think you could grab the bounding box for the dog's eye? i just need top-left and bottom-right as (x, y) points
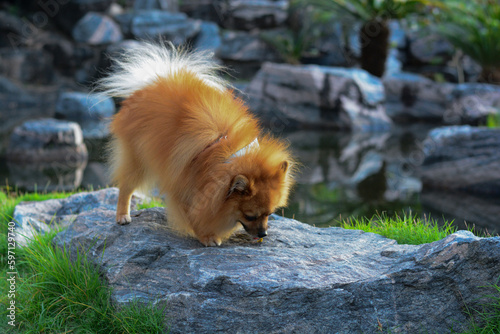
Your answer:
(244, 214), (257, 221)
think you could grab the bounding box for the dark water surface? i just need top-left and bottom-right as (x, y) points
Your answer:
(1, 124), (499, 235)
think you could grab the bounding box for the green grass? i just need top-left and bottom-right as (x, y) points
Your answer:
(339, 211), (457, 245)
(0, 188), (167, 333)
(434, 0), (500, 69)
(137, 197), (164, 210)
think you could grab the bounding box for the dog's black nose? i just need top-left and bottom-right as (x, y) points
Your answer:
(258, 230), (268, 238)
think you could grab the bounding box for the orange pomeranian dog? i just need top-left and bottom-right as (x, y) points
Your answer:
(98, 42), (294, 246)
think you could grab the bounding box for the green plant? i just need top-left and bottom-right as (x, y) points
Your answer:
(434, 0), (500, 84)
(302, 0), (431, 77)
(261, 2), (324, 64)
(485, 112), (500, 128)
(340, 211), (456, 245)
(260, 29), (311, 65)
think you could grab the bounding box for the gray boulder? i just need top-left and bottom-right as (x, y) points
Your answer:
(72, 12), (123, 45)
(446, 83), (500, 124)
(217, 30), (281, 63)
(420, 125), (500, 196)
(245, 62), (391, 131)
(5, 116), (88, 192)
(55, 91), (115, 139)
(6, 118), (88, 164)
(383, 72), (454, 121)
(130, 10), (201, 45)
(408, 32), (454, 64)
(384, 73), (500, 124)
(225, 0), (289, 30)
(12, 187), (499, 333)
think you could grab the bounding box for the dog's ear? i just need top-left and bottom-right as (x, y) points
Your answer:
(280, 161), (289, 173)
(227, 175), (249, 197)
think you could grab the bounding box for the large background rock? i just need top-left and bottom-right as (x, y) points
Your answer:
(246, 63), (391, 131)
(224, 0), (289, 30)
(420, 126), (500, 196)
(11, 188), (499, 333)
(446, 83), (500, 124)
(384, 73), (500, 124)
(6, 118), (88, 163)
(383, 72), (454, 121)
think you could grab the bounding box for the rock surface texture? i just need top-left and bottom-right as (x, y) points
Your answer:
(246, 63), (391, 131)
(420, 126), (500, 196)
(12, 188), (500, 333)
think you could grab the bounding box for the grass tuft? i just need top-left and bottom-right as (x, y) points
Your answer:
(340, 211), (457, 245)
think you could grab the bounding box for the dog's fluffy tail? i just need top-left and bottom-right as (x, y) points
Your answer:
(97, 41), (228, 98)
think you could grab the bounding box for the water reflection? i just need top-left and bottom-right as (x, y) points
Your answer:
(7, 160), (87, 192)
(282, 127), (425, 227)
(421, 190), (500, 235)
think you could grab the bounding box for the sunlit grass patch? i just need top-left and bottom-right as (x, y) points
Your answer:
(340, 211), (457, 245)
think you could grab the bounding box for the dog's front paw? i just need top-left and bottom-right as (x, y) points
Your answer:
(116, 214), (131, 225)
(199, 235), (222, 247)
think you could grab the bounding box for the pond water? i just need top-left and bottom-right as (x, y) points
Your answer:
(1, 124), (499, 235)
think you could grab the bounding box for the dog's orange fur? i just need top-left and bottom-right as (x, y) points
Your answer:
(109, 66), (294, 246)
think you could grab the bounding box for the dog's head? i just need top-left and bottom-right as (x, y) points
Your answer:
(227, 160), (292, 239)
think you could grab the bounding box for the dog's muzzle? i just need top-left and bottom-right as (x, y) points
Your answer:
(239, 221), (268, 238)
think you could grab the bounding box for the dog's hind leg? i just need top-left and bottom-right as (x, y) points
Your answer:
(116, 181), (138, 225)
(110, 140), (145, 225)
